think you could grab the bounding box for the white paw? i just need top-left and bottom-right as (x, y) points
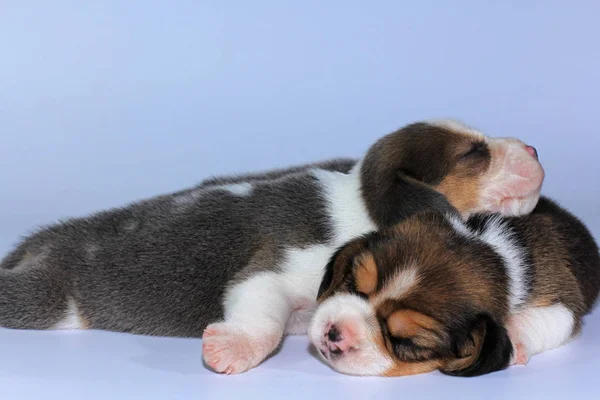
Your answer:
(510, 342), (530, 366)
(202, 322), (280, 374)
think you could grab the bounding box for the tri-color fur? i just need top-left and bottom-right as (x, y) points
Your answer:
(0, 120), (544, 374)
(310, 197), (600, 377)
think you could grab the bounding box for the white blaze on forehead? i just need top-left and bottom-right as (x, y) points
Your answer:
(371, 265), (420, 306)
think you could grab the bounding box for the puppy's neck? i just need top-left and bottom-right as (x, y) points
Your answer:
(458, 215), (530, 313)
(312, 158), (377, 247)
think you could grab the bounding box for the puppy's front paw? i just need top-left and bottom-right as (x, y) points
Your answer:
(510, 342), (530, 366)
(202, 322), (280, 374)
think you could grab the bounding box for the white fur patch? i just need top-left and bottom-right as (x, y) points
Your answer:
(477, 216), (528, 312)
(445, 214), (529, 311)
(14, 247), (49, 272)
(508, 304), (575, 358)
(173, 182), (253, 208)
(312, 159), (377, 246)
(52, 298), (83, 330)
(124, 221), (138, 231)
(308, 294), (393, 376)
(223, 244), (333, 335)
(85, 243), (100, 258)
(371, 266), (420, 306)
(446, 214), (475, 238)
(280, 245), (333, 334)
(221, 162), (378, 337)
(220, 182), (253, 197)
(172, 190), (203, 205)
(476, 137), (544, 217)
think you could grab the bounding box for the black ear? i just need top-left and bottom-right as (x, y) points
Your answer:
(363, 169), (458, 228)
(393, 172), (459, 223)
(316, 233), (375, 302)
(441, 314), (513, 377)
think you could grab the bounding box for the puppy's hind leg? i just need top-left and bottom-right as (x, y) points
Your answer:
(0, 265), (78, 331)
(507, 303), (577, 366)
(202, 273), (293, 375)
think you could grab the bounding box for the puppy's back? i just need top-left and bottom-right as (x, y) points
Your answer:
(526, 197), (600, 312)
(466, 196), (600, 318)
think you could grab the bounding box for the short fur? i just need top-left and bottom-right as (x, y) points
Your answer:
(0, 119), (544, 374)
(310, 196), (600, 377)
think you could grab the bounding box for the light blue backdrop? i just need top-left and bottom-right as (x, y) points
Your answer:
(1, 1), (599, 254)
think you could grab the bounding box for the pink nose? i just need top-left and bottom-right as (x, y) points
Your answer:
(325, 324), (356, 354)
(525, 145), (538, 159)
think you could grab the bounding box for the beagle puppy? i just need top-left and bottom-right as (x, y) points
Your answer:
(0, 120), (543, 375)
(310, 197), (600, 377)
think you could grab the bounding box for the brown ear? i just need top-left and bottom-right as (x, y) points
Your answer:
(359, 123), (463, 227)
(316, 233), (376, 302)
(373, 170), (459, 228)
(441, 314), (513, 377)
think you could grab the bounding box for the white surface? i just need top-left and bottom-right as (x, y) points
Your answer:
(0, 310), (598, 400)
(2, 2), (600, 398)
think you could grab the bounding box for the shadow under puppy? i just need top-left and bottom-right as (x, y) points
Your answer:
(0, 120), (544, 375)
(310, 197), (600, 377)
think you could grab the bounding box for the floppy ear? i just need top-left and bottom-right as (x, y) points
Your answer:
(359, 125), (464, 227)
(392, 171), (459, 223)
(440, 314), (513, 377)
(316, 234), (375, 302)
(362, 168), (458, 228)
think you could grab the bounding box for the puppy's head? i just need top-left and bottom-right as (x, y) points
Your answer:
(309, 212), (513, 377)
(361, 120), (544, 225)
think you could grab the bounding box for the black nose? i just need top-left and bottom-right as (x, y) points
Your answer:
(327, 325), (342, 342)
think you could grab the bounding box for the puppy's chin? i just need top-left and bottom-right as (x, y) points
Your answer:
(464, 190), (541, 220)
(308, 294), (393, 376)
(498, 189), (541, 217)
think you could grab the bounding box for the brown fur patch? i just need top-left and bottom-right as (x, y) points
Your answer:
(385, 214), (504, 314)
(387, 309), (440, 338)
(78, 313), (91, 330)
(317, 238), (370, 302)
(383, 359), (441, 377)
(516, 214), (586, 318)
(435, 173), (483, 217)
(354, 253), (378, 295)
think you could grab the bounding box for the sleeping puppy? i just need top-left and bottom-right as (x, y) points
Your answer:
(0, 120), (544, 375)
(310, 196), (600, 377)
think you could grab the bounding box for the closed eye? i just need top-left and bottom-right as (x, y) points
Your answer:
(461, 142), (487, 159)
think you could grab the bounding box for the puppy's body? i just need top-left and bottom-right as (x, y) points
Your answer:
(0, 120), (544, 374)
(0, 158), (367, 336)
(467, 198), (600, 367)
(310, 197), (600, 377)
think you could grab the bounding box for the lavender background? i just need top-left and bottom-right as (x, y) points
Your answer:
(0, 2), (598, 399)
